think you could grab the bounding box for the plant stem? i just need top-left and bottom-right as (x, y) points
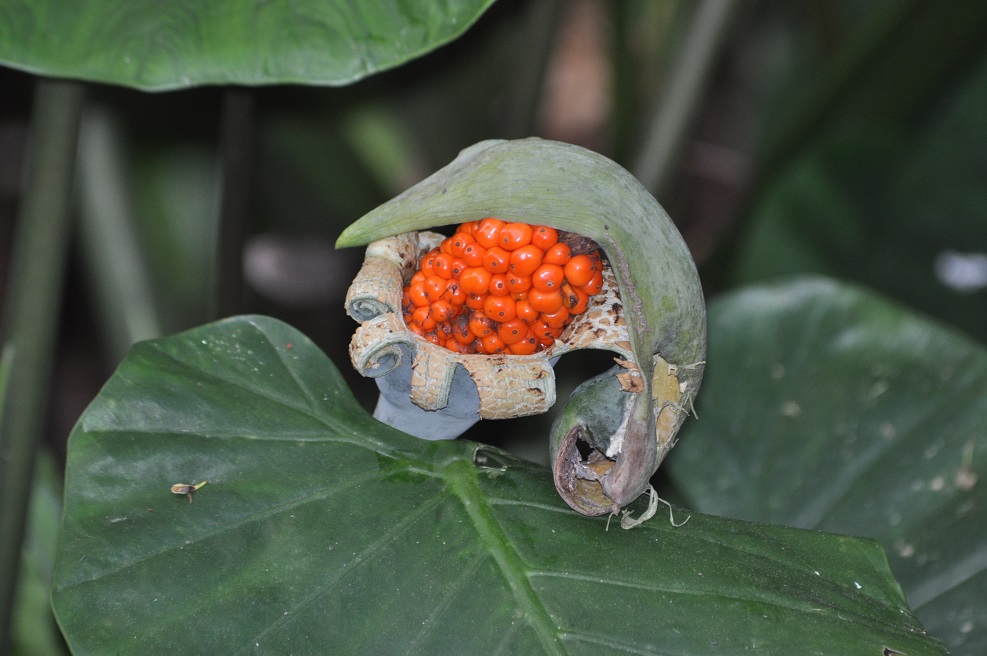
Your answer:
(631, 0), (744, 202)
(214, 87), (254, 319)
(77, 106), (163, 362)
(501, 0), (565, 139)
(0, 78), (83, 653)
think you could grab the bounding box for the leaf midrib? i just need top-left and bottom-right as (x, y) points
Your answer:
(443, 458), (566, 656)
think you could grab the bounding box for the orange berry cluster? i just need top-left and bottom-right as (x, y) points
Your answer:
(402, 218), (604, 355)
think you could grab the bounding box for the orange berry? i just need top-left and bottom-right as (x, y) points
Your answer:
(480, 333), (506, 354)
(579, 269), (604, 296)
(407, 282), (430, 308)
(419, 250), (437, 277)
(429, 300), (455, 323)
(462, 242), (487, 267)
(452, 314), (474, 345)
(459, 267), (491, 295)
(474, 217), (505, 248)
(450, 232), (475, 258)
(422, 330), (443, 346)
(439, 238), (454, 255)
(531, 226), (558, 250)
(498, 222), (533, 250)
(436, 321), (454, 340)
(563, 254), (595, 287)
(450, 258), (467, 279)
(465, 292), (485, 310)
(409, 271), (426, 286)
(508, 244), (543, 277)
(482, 246), (510, 274)
(458, 221), (479, 236)
(561, 283), (590, 315)
(542, 242), (572, 265)
(507, 273), (532, 295)
(446, 340), (473, 354)
(497, 318), (528, 345)
(488, 273), (510, 296)
(432, 253), (455, 279)
(529, 321), (556, 341)
(527, 288), (564, 314)
(531, 264), (564, 292)
(540, 306), (570, 329)
(412, 306), (436, 331)
(441, 281), (466, 306)
(515, 298), (539, 323)
(469, 313), (495, 338)
(508, 334), (539, 355)
(483, 295), (517, 322)
(424, 275), (448, 303)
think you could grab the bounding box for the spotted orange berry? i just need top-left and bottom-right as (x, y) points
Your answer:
(474, 218), (505, 248)
(515, 298), (539, 323)
(579, 270), (603, 296)
(483, 295), (516, 322)
(498, 222), (533, 250)
(542, 242), (572, 266)
(507, 334), (539, 355)
(561, 283), (590, 315)
(531, 226), (558, 250)
(527, 288), (564, 314)
(507, 273), (532, 295)
(469, 313), (495, 338)
(431, 253), (455, 279)
(563, 254), (595, 287)
(482, 247), (510, 274)
(424, 275), (447, 303)
(407, 282), (429, 308)
(508, 244), (543, 277)
(459, 267), (491, 295)
(480, 333), (506, 354)
(462, 242), (487, 267)
(540, 306), (570, 329)
(497, 318), (528, 345)
(531, 264), (564, 292)
(412, 306), (436, 331)
(488, 273), (510, 296)
(449, 232), (475, 258)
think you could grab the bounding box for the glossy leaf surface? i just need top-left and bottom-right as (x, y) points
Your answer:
(52, 315), (943, 654)
(668, 278), (987, 655)
(0, 1), (494, 90)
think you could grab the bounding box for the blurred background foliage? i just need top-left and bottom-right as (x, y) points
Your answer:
(1, 0), (986, 653)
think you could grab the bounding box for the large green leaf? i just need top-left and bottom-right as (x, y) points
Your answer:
(52, 315), (945, 654)
(0, 1), (494, 90)
(667, 277), (987, 655)
(732, 47), (987, 341)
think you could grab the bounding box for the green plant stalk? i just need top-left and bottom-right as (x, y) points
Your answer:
(631, 0), (744, 200)
(77, 106), (163, 362)
(0, 78), (83, 652)
(213, 87), (254, 320)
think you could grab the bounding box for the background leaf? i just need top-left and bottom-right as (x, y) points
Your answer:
(0, 0), (495, 90)
(730, 50), (987, 341)
(667, 277), (987, 655)
(52, 315), (945, 655)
